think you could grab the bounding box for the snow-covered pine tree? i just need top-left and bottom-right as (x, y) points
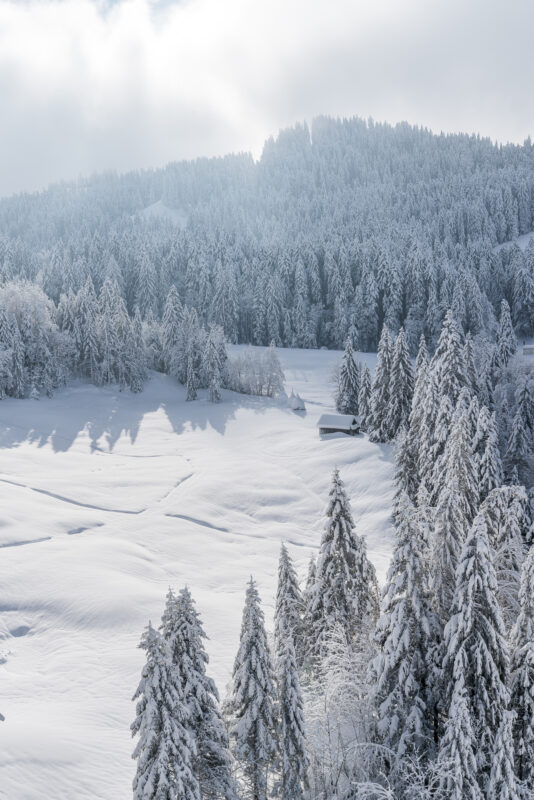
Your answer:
(476, 407), (503, 501)
(186, 354), (198, 401)
(277, 626), (308, 800)
(429, 309), (466, 408)
(496, 299), (517, 370)
(371, 492), (437, 761)
(357, 362), (372, 431)
(136, 249), (159, 319)
(510, 547), (534, 793)
(274, 543), (304, 662)
(505, 378), (534, 485)
(487, 710), (520, 800)
(393, 426), (418, 515)
(463, 331), (478, 395)
(10, 320), (25, 398)
(160, 588), (236, 800)
(263, 341), (284, 398)
(436, 653), (483, 800)
(308, 469), (379, 663)
(202, 327), (223, 403)
(228, 579), (278, 800)
(126, 308), (148, 392)
(441, 513), (510, 791)
(162, 285), (183, 370)
(335, 338), (360, 416)
(402, 334), (429, 497)
(131, 622), (199, 800)
(387, 327), (414, 438)
(432, 409), (479, 622)
(369, 325), (393, 442)
(301, 554), (317, 670)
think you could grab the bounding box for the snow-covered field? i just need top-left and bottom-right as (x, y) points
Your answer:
(0, 347), (394, 800)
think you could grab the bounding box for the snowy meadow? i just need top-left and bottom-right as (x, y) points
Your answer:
(0, 346), (394, 800)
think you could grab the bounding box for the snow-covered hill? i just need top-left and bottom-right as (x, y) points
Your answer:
(0, 347), (394, 800)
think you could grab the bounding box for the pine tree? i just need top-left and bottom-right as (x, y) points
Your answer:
(186, 354), (198, 401)
(274, 543), (303, 662)
(387, 327), (414, 438)
(160, 589), (236, 800)
(357, 362), (372, 431)
(463, 331), (478, 395)
(402, 334), (429, 496)
(131, 622), (199, 800)
(301, 554), (317, 669)
(496, 299), (517, 369)
(136, 250), (159, 319)
(372, 492), (437, 760)
(432, 409), (478, 621)
(228, 579), (278, 800)
(487, 711), (520, 800)
(335, 338), (360, 415)
(308, 469), (379, 662)
(263, 341), (284, 398)
(277, 628), (308, 800)
(162, 285), (183, 370)
(437, 654), (483, 800)
(8, 318), (25, 398)
(202, 327), (223, 403)
(476, 407), (503, 501)
(441, 513), (510, 789)
(510, 547), (534, 793)
(429, 309), (466, 408)
(369, 325), (393, 442)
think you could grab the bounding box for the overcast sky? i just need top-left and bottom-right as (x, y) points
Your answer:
(1, 0), (533, 197)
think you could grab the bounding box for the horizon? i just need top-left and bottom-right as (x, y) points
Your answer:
(1, 0), (534, 197)
(2, 111), (532, 201)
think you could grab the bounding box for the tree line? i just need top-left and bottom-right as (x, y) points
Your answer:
(0, 279), (284, 401)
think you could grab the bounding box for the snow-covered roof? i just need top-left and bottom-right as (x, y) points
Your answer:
(317, 413), (359, 430)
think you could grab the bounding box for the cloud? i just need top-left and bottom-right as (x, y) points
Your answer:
(0, 0), (533, 196)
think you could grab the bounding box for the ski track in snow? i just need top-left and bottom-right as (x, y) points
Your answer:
(0, 346), (395, 800)
(0, 477), (146, 515)
(0, 536), (52, 549)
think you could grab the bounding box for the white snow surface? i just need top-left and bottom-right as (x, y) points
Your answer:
(0, 346), (394, 800)
(494, 229), (534, 252)
(138, 200), (188, 228)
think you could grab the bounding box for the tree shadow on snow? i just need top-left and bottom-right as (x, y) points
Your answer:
(0, 373), (280, 454)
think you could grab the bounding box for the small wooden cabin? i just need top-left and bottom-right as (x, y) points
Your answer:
(317, 413), (360, 436)
(523, 345), (534, 356)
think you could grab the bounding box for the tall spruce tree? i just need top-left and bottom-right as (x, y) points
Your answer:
(369, 325), (394, 442)
(476, 407), (503, 501)
(335, 338), (360, 416)
(160, 588), (236, 800)
(487, 711), (520, 800)
(387, 327), (414, 438)
(510, 547), (534, 793)
(308, 469), (379, 663)
(228, 579), (278, 800)
(496, 299), (517, 370)
(437, 652), (483, 800)
(357, 362), (372, 431)
(274, 543), (304, 661)
(441, 513), (510, 792)
(372, 492), (437, 760)
(131, 622), (199, 800)
(277, 628), (308, 800)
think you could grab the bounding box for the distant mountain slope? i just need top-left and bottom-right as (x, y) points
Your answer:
(0, 116), (533, 350)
